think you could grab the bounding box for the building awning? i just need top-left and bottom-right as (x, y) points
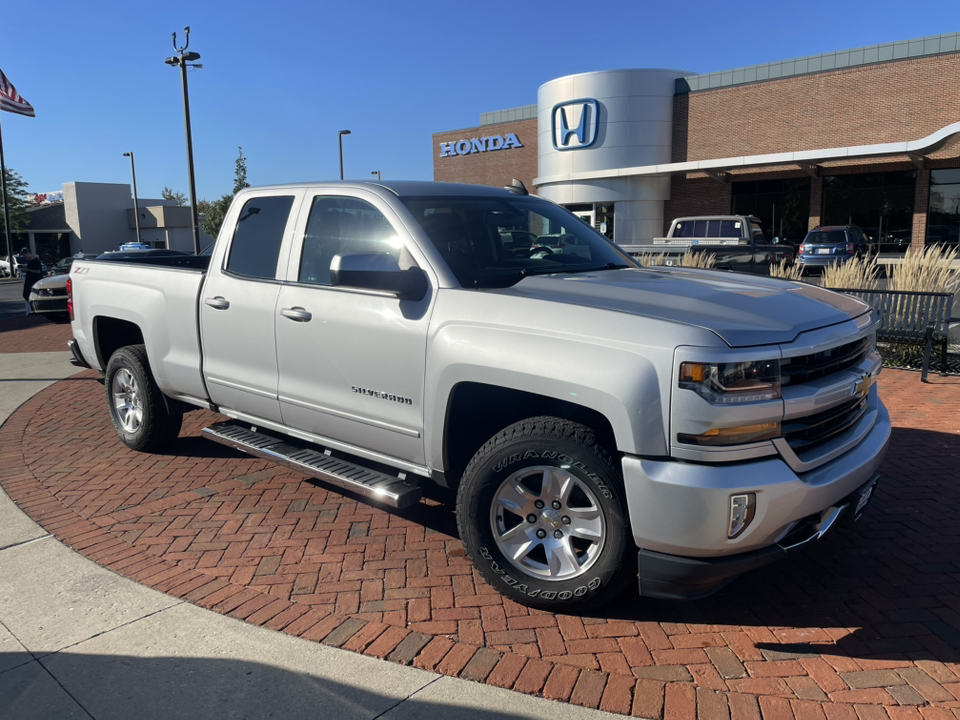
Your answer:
(534, 120), (960, 187)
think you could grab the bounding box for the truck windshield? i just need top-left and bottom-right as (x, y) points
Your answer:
(400, 195), (635, 288)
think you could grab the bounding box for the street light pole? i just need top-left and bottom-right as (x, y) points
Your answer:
(165, 27), (202, 255)
(123, 152), (141, 242)
(371, 170), (381, 181)
(338, 129), (351, 180)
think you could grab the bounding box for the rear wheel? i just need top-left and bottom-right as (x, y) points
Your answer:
(456, 417), (632, 611)
(105, 345), (182, 452)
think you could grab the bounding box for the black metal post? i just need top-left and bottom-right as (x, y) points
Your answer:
(179, 60), (200, 254)
(338, 130), (351, 181)
(167, 28), (202, 255)
(124, 152), (142, 242)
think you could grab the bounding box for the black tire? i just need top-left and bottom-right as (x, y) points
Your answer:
(104, 345), (183, 452)
(456, 416), (632, 611)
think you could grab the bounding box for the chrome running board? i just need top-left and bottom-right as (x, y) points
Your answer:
(202, 421), (423, 509)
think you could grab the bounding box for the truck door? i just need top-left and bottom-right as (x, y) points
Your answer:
(275, 192), (432, 466)
(200, 191), (302, 423)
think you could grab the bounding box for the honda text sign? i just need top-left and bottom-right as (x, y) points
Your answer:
(551, 99), (600, 151)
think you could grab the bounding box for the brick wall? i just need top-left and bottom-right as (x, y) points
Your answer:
(433, 118), (537, 191)
(673, 53), (960, 162)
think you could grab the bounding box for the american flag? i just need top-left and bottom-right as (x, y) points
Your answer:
(0, 69), (35, 117)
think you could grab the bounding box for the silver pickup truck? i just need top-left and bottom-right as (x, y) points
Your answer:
(67, 181), (890, 609)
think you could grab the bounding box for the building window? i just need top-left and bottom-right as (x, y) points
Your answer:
(927, 168), (960, 249)
(731, 178), (810, 247)
(821, 171), (915, 254)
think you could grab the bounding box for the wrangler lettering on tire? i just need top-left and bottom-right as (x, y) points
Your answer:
(456, 416), (631, 611)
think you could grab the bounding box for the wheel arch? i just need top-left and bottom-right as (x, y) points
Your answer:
(93, 316), (145, 370)
(439, 382), (618, 489)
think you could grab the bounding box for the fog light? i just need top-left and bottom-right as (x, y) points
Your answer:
(729, 493), (756, 538)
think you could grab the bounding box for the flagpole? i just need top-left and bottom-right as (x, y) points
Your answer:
(0, 112), (13, 274)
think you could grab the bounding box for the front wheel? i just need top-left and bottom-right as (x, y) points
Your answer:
(456, 417), (632, 611)
(105, 345), (182, 452)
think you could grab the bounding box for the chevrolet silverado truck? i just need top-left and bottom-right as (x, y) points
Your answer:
(67, 181), (889, 609)
(621, 215), (794, 273)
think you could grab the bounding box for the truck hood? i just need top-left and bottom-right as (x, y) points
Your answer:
(498, 267), (867, 347)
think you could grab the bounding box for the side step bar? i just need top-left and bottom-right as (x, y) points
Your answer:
(202, 421), (423, 509)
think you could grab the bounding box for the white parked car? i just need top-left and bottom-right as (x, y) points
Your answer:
(28, 273), (68, 319)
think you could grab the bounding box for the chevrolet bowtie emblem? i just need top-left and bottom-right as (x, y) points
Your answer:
(852, 372), (874, 398)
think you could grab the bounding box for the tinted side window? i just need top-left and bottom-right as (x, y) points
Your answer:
(719, 220), (741, 237)
(225, 196), (295, 279)
(299, 196), (400, 286)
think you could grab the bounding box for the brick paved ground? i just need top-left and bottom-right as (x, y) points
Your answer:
(1, 319), (959, 719)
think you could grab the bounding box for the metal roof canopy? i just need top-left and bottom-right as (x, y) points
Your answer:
(534, 120), (960, 186)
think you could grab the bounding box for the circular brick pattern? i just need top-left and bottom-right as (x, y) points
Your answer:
(2, 341), (959, 718)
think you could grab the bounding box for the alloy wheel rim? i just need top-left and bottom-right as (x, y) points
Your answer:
(490, 465), (606, 581)
(112, 368), (144, 433)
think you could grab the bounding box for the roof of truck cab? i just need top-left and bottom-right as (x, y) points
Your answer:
(236, 181), (537, 199)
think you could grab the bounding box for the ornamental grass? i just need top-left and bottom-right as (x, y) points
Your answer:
(820, 255), (881, 291)
(888, 243), (960, 294)
(633, 251), (717, 269)
(769, 259), (804, 281)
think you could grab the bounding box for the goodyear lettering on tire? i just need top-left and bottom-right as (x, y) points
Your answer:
(479, 547), (601, 600)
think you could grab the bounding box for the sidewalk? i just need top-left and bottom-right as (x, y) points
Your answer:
(1, 316), (959, 720)
(0, 319), (619, 720)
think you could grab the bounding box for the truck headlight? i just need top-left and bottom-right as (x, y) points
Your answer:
(677, 422), (780, 446)
(679, 359), (780, 404)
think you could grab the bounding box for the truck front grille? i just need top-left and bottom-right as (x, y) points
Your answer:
(783, 395), (869, 453)
(781, 337), (870, 385)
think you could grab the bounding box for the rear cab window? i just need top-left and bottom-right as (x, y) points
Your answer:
(224, 195), (297, 280)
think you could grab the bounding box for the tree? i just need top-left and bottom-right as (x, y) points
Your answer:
(161, 187), (188, 206)
(233, 146), (249, 195)
(199, 147), (249, 240)
(1, 167), (30, 259)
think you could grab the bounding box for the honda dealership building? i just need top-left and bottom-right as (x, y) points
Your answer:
(433, 33), (960, 251)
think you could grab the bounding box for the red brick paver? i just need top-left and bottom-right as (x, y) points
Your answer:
(2, 316), (960, 719)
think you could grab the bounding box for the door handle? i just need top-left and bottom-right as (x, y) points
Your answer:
(280, 307), (312, 322)
(205, 296), (230, 310)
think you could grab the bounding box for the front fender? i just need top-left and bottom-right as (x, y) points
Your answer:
(424, 323), (670, 473)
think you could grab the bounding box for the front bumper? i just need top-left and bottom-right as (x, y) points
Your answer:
(622, 394), (890, 599)
(798, 255), (853, 268)
(636, 473), (879, 599)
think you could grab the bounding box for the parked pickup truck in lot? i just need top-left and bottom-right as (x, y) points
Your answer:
(67, 181), (889, 609)
(621, 215), (794, 273)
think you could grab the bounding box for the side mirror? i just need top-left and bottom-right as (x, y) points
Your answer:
(330, 253), (428, 301)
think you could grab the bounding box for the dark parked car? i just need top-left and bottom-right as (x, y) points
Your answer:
(798, 225), (874, 272)
(50, 253), (95, 275)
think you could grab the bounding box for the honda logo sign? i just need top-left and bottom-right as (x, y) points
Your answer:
(551, 99), (600, 151)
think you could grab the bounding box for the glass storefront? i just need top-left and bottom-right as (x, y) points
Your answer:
(563, 203), (614, 240)
(927, 168), (960, 248)
(821, 170), (915, 254)
(731, 178), (810, 247)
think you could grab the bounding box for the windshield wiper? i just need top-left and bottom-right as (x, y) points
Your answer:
(559, 263), (632, 274)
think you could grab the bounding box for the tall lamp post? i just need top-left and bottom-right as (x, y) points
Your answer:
(338, 129), (351, 180)
(122, 152), (142, 242)
(371, 170), (381, 181)
(165, 27), (202, 255)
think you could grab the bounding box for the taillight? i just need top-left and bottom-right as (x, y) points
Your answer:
(846, 243), (854, 254)
(67, 277), (73, 321)
(799, 244), (806, 253)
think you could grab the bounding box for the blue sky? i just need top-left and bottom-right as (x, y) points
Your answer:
(1, 0), (956, 202)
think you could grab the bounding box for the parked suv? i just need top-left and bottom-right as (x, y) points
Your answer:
(798, 225), (874, 272)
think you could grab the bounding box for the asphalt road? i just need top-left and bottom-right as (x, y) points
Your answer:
(0, 279), (31, 322)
